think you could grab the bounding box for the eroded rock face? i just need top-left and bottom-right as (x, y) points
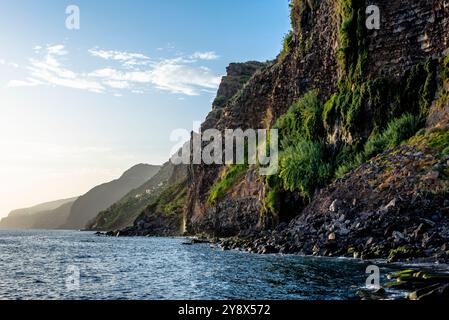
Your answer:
(187, 168), (266, 237)
(249, 138), (449, 261)
(185, 0), (449, 240)
(366, 0), (449, 78)
(185, 0), (341, 237)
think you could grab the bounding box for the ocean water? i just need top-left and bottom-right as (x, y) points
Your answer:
(0, 230), (397, 300)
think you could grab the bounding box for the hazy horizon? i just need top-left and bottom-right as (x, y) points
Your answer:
(0, 0), (290, 218)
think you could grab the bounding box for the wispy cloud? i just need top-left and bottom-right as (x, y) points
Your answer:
(88, 48), (151, 68)
(191, 51), (219, 60)
(148, 59), (220, 95)
(7, 45), (222, 96)
(8, 45), (104, 93)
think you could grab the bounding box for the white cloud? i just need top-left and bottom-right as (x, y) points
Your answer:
(8, 44), (104, 93)
(0, 59), (20, 68)
(47, 45), (67, 56)
(8, 45), (222, 96)
(104, 80), (130, 89)
(89, 48), (150, 62)
(148, 59), (221, 95)
(191, 51), (219, 60)
(89, 48), (151, 68)
(89, 59), (221, 96)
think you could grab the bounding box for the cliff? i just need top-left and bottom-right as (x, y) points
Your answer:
(112, 0), (449, 263)
(182, 0), (449, 262)
(0, 197), (77, 230)
(106, 62), (266, 236)
(63, 164), (160, 229)
(87, 162), (176, 231)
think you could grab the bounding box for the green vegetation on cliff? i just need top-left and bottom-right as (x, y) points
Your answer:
(336, 0), (367, 84)
(261, 0), (439, 218)
(87, 163), (172, 231)
(141, 178), (188, 220)
(208, 164), (248, 204)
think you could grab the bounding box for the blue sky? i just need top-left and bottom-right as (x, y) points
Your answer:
(0, 0), (290, 216)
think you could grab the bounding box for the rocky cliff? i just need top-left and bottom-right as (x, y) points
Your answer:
(114, 0), (449, 264)
(107, 61), (267, 236)
(182, 0), (449, 263)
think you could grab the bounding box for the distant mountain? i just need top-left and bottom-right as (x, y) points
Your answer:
(30, 201), (75, 230)
(62, 164), (161, 230)
(86, 162), (176, 231)
(0, 197), (78, 229)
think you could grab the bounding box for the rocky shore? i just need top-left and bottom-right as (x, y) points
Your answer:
(357, 269), (449, 300)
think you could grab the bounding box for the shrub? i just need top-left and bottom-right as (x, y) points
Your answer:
(427, 130), (449, 153)
(275, 90), (323, 147)
(364, 113), (420, 159)
(280, 31), (294, 61)
(399, 59), (437, 119)
(278, 139), (331, 198)
(336, 0), (367, 82)
(334, 114), (420, 178)
(264, 189), (281, 217)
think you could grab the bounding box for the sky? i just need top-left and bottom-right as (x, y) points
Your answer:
(0, 0), (291, 218)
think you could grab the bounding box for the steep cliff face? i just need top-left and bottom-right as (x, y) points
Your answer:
(63, 164), (160, 229)
(184, 0), (449, 241)
(366, 0), (449, 78)
(114, 164), (189, 237)
(185, 0), (341, 236)
(87, 162), (176, 231)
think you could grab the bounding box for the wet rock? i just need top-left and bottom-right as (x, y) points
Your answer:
(385, 269), (449, 300)
(413, 284), (449, 300)
(329, 200), (340, 213)
(392, 231), (405, 243)
(261, 245), (277, 254)
(357, 288), (388, 300)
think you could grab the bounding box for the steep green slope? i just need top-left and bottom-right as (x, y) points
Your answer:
(87, 162), (175, 231)
(113, 175), (189, 237)
(62, 164), (160, 230)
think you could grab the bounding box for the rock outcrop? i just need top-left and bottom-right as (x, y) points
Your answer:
(108, 1), (449, 268)
(185, 0), (449, 240)
(109, 164), (189, 237)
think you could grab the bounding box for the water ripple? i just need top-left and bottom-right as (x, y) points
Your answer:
(0, 230), (397, 300)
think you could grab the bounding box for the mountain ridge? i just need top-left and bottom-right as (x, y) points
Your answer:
(0, 197), (78, 230)
(62, 163), (161, 229)
(110, 0), (449, 265)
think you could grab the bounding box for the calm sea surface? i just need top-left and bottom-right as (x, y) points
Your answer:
(0, 230), (404, 300)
